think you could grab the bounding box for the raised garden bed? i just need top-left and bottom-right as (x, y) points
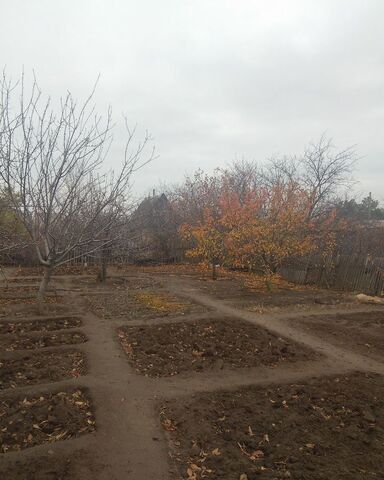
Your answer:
(0, 389), (95, 453)
(0, 350), (86, 389)
(118, 318), (318, 377)
(160, 372), (384, 480)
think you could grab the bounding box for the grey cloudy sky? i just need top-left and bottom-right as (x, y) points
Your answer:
(1, 0), (383, 200)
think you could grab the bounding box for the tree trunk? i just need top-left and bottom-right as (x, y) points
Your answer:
(212, 262), (217, 280)
(38, 265), (52, 301)
(97, 241), (109, 283)
(98, 260), (107, 283)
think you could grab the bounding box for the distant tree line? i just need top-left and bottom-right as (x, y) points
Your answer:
(130, 136), (383, 281)
(1, 70), (382, 293)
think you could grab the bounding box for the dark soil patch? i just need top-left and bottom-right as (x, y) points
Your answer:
(86, 288), (203, 320)
(76, 274), (162, 290)
(0, 350), (86, 389)
(288, 310), (384, 361)
(119, 318), (318, 377)
(0, 296), (62, 306)
(0, 389), (95, 452)
(184, 275), (352, 312)
(2, 277), (41, 284)
(0, 316), (82, 334)
(0, 303), (75, 319)
(160, 372), (384, 480)
(13, 265), (100, 276)
(0, 450), (100, 480)
(0, 285), (41, 294)
(1, 331), (87, 351)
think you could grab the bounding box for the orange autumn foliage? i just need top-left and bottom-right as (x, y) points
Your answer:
(179, 207), (226, 267)
(220, 184), (317, 274)
(181, 182), (334, 276)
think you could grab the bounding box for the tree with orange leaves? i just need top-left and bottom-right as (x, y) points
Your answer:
(179, 207), (226, 279)
(220, 183), (317, 288)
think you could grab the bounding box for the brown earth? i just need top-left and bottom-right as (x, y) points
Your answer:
(86, 285), (205, 320)
(4, 277), (43, 284)
(0, 302), (77, 318)
(0, 316), (82, 334)
(0, 350), (86, 389)
(1, 266), (384, 480)
(0, 389), (95, 453)
(0, 285), (46, 294)
(0, 295), (62, 306)
(185, 275), (354, 313)
(1, 331), (87, 351)
(160, 372), (384, 480)
(0, 450), (100, 480)
(12, 265), (100, 276)
(119, 318), (319, 377)
(288, 310), (384, 361)
(121, 264), (356, 313)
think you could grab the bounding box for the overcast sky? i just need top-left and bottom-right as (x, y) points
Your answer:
(1, 0), (383, 201)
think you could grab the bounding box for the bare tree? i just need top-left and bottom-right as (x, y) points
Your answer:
(0, 72), (154, 299)
(300, 134), (357, 219)
(262, 135), (357, 219)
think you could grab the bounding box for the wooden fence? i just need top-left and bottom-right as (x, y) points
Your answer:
(281, 254), (384, 295)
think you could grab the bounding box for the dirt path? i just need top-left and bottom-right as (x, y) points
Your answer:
(2, 272), (384, 480)
(166, 276), (384, 373)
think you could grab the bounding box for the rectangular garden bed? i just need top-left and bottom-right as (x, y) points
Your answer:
(160, 372), (384, 480)
(0, 350), (86, 389)
(1, 331), (87, 351)
(0, 450), (94, 480)
(0, 389), (95, 452)
(288, 310), (384, 361)
(0, 316), (82, 335)
(118, 318), (318, 377)
(87, 288), (204, 320)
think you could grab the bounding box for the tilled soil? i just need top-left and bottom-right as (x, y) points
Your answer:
(184, 275), (353, 313)
(118, 318), (319, 377)
(75, 274), (162, 290)
(0, 285), (42, 295)
(0, 450), (100, 480)
(160, 372), (384, 480)
(0, 389), (95, 452)
(13, 266), (100, 276)
(1, 331), (87, 351)
(3, 277), (41, 284)
(0, 350), (86, 389)
(86, 288), (203, 320)
(1, 268), (383, 480)
(288, 310), (384, 361)
(0, 303), (76, 319)
(0, 316), (82, 334)
(0, 296), (62, 306)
